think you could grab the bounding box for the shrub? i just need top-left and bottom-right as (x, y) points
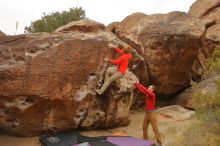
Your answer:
(201, 46), (220, 79)
(24, 7), (86, 33)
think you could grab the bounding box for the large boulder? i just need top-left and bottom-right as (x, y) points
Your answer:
(106, 22), (120, 33)
(81, 67), (138, 128)
(202, 7), (220, 24)
(206, 24), (220, 42)
(157, 105), (195, 122)
(189, 0), (220, 80)
(0, 31), (6, 39)
(202, 7), (220, 53)
(54, 19), (105, 33)
(201, 6), (220, 47)
(189, 0), (220, 18)
(0, 31), (5, 36)
(0, 20), (140, 136)
(114, 12), (205, 96)
(173, 75), (220, 109)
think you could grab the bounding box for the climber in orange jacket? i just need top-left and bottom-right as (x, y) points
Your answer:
(95, 44), (133, 95)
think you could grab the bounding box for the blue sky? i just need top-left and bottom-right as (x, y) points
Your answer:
(0, 0), (196, 35)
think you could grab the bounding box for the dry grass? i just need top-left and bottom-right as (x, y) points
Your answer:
(200, 46), (220, 79)
(181, 80), (220, 145)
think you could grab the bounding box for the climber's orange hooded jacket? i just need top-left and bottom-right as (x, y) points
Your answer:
(110, 48), (132, 75)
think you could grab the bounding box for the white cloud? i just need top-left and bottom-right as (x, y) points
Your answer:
(0, 0), (196, 35)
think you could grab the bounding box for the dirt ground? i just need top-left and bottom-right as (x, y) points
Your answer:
(0, 110), (194, 146)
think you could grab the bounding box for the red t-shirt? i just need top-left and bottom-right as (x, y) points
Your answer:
(135, 83), (156, 111)
(110, 48), (132, 75)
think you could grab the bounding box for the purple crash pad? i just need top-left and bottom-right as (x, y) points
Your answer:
(72, 136), (155, 146)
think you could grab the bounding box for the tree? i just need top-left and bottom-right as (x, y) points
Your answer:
(24, 7), (86, 33)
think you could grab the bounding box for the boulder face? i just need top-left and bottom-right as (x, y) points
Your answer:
(157, 105), (195, 122)
(173, 76), (220, 109)
(206, 24), (220, 42)
(0, 31), (5, 36)
(189, 0), (220, 18)
(0, 21), (139, 136)
(189, 0), (220, 80)
(54, 19), (106, 33)
(106, 22), (120, 33)
(114, 12), (205, 96)
(202, 7), (220, 24)
(80, 66), (138, 128)
(202, 6), (220, 46)
(0, 31), (6, 39)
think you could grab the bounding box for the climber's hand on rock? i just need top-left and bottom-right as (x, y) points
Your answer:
(104, 58), (109, 62)
(140, 57), (145, 61)
(130, 85), (136, 91)
(108, 43), (116, 49)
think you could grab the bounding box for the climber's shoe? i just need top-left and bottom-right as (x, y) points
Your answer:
(95, 89), (102, 95)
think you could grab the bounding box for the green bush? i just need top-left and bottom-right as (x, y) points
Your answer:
(24, 7), (86, 33)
